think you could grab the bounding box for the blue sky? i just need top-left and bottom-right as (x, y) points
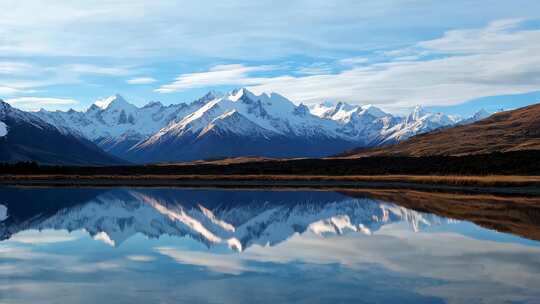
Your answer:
(1, 0), (540, 116)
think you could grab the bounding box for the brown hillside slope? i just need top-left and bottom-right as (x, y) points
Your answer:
(346, 103), (540, 157)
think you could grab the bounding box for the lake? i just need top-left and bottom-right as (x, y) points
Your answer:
(1, 187), (539, 303)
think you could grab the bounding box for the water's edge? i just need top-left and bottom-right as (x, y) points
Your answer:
(1, 177), (539, 195)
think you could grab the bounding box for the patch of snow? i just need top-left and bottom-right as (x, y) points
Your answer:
(472, 108), (491, 121)
(0, 121), (7, 137)
(0, 204), (7, 221)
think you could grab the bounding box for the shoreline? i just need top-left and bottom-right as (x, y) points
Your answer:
(1, 174), (539, 195)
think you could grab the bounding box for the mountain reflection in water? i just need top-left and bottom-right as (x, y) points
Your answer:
(1, 187), (539, 304)
(1, 188), (446, 250)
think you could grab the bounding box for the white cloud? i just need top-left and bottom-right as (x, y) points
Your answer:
(338, 57), (369, 65)
(154, 20), (540, 109)
(156, 64), (275, 93)
(62, 64), (132, 76)
(0, 1), (437, 59)
(238, 230), (540, 302)
(126, 255), (156, 262)
(296, 63), (333, 75)
(5, 97), (79, 111)
(155, 246), (258, 275)
(3, 1), (538, 60)
(418, 18), (527, 54)
(0, 62), (34, 75)
(0, 62), (136, 99)
(0, 86), (25, 96)
(8, 230), (79, 244)
(148, 226), (540, 303)
(127, 77), (157, 85)
(0, 2), (538, 111)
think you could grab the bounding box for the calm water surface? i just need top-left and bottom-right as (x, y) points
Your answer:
(1, 187), (539, 304)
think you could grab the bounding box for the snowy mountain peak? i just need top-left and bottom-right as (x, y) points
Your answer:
(359, 104), (387, 118)
(309, 101), (356, 120)
(228, 88), (249, 101)
(105, 94), (135, 111)
(412, 104), (426, 115)
(228, 88), (269, 104)
(94, 95), (116, 109)
(335, 101), (356, 111)
(0, 121), (7, 137)
(204, 90), (223, 100)
(143, 101), (164, 108)
(457, 108), (492, 125)
(193, 90), (224, 105)
(94, 94), (134, 110)
(0, 98), (11, 136)
(294, 103), (310, 116)
(407, 105), (427, 122)
(0, 101), (11, 118)
(86, 104), (101, 113)
(472, 108), (490, 120)
(0, 99), (12, 112)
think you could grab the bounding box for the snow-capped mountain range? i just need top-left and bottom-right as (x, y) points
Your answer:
(30, 88), (490, 163)
(0, 189), (446, 251)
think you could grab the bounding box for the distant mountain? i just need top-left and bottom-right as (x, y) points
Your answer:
(34, 89), (486, 163)
(311, 102), (466, 146)
(35, 94), (205, 157)
(0, 100), (124, 165)
(458, 108), (491, 125)
(345, 103), (540, 157)
(0, 188), (444, 250)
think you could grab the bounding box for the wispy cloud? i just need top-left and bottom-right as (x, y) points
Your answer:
(418, 18), (526, 54)
(127, 77), (157, 85)
(62, 64), (133, 76)
(8, 230), (79, 244)
(155, 64), (276, 93)
(155, 246), (259, 275)
(338, 57), (369, 65)
(126, 255), (156, 262)
(153, 20), (540, 109)
(2, 1), (539, 61)
(0, 62), (34, 75)
(296, 63), (333, 75)
(0, 86), (25, 96)
(0, 62), (136, 99)
(5, 97), (79, 111)
(0, 1), (539, 111)
(246, 20), (540, 110)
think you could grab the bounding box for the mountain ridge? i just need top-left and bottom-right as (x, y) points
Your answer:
(32, 88), (487, 163)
